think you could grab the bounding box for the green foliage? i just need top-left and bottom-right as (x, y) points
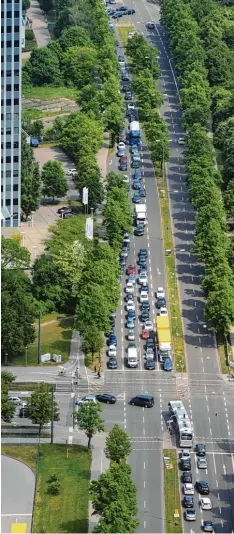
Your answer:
(22, 0), (30, 9)
(38, 0), (53, 12)
(75, 401), (105, 448)
(27, 382), (60, 435)
(21, 133), (41, 220)
(24, 48), (62, 87)
(90, 463), (139, 533)
(41, 160), (68, 201)
(62, 46), (97, 89)
(104, 176), (132, 251)
(105, 425), (132, 463)
(48, 480), (61, 495)
(32, 253), (73, 312)
(59, 26), (92, 50)
(1, 372), (16, 423)
(1, 236), (30, 269)
(82, 327), (104, 356)
(1, 268), (38, 363)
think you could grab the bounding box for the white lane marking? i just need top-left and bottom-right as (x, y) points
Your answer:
(213, 453), (217, 474)
(68, 435), (73, 444)
(144, 461), (146, 470)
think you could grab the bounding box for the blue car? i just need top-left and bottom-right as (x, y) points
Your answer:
(127, 310), (136, 320)
(126, 319), (135, 329)
(139, 187), (146, 197)
(133, 181), (141, 190)
(133, 192), (141, 203)
(108, 336), (117, 346)
(134, 168), (142, 180)
(163, 357), (173, 371)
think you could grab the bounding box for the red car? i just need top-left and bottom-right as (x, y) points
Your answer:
(127, 264), (136, 275)
(141, 328), (150, 340)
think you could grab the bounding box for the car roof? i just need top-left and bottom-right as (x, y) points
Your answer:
(135, 394), (154, 400)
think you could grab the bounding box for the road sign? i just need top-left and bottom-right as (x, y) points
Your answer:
(85, 217), (93, 240)
(82, 187), (88, 205)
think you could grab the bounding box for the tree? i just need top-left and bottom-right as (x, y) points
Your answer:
(205, 277), (234, 333)
(32, 253), (73, 312)
(103, 103), (124, 135)
(59, 26), (91, 50)
(24, 48), (62, 86)
(75, 401), (105, 448)
(62, 46), (97, 89)
(22, 0), (30, 9)
(1, 268), (38, 363)
(1, 371), (16, 422)
(41, 160), (68, 202)
(90, 463), (139, 533)
(27, 382), (60, 436)
(38, 0), (53, 12)
(76, 283), (111, 333)
(82, 326), (104, 361)
(21, 133), (41, 220)
(51, 240), (86, 295)
(105, 425), (132, 463)
(224, 179), (234, 218)
(1, 236), (30, 269)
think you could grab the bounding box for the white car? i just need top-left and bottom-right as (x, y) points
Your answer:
(108, 347), (117, 357)
(127, 103), (135, 111)
(200, 498), (212, 510)
(144, 320), (153, 331)
(123, 174), (129, 184)
(178, 137), (186, 145)
(183, 483), (194, 495)
(76, 395), (97, 406)
(119, 60), (125, 68)
(156, 287), (165, 299)
(8, 396), (21, 404)
(118, 141), (125, 149)
(181, 450), (190, 461)
(139, 274), (148, 285)
(126, 282), (134, 294)
(128, 329), (135, 341)
(140, 291), (148, 303)
(140, 285), (148, 294)
(160, 307), (168, 316)
(67, 168), (76, 176)
(126, 302), (135, 311)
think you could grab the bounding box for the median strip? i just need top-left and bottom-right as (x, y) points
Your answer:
(163, 449), (182, 534)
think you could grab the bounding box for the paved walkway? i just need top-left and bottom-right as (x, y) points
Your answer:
(27, 0), (51, 48)
(1, 455), (35, 534)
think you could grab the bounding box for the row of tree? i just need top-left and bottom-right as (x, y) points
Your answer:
(76, 400), (139, 533)
(186, 0), (234, 220)
(162, 0), (234, 332)
(126, 34), (170, 170)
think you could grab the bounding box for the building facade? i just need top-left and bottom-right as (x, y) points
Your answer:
(1, 0), (22, 227)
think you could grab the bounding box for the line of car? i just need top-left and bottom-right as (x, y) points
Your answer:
(76, 393), (155, 408)
(179, 444), (214, 532)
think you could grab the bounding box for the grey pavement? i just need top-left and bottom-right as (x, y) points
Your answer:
(1, 455), (35, 534)
(27, 0), (51, 48)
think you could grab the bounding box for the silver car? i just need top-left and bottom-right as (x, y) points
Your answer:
(185, 509), (196, 521)
(197, 457), (207, 469)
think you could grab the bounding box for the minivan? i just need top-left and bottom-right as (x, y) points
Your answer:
(129, 394), (154, 408)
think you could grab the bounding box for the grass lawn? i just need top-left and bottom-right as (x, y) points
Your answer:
(32, 444), (91, 534)
(116, 24), (135, 46)
(22, 57), (29, 66)
(217, 332), (233, 374)
(22, 85), (78, 101)
(157, 174), (186, 371)
(163, 449), (182, 534)
(1, 445), (38, 471)
(10, 313), (74, 366)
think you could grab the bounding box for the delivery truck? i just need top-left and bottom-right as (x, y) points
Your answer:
(127, 346), (138, 368)
(135, 204), (146, 225)
(156, 316), (172, 362)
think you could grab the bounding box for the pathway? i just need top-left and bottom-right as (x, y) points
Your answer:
(26, 0), (50, 48)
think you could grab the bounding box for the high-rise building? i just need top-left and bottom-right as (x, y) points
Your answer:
(1, 0), (22, 227)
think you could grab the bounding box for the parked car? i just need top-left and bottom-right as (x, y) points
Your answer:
(119, 155), (127, 170)
(183, 496), (194, 508)
(127, 264), (136, 275)
(108, 357), (117, 369)
(135, 224), (144, 236)
(196, 443), (206, 457)
(182, 472), (192, 483)
(185, 509), (196, 521)
(163, 357), (173, 371)
(183, 483), (194, 495)
(145, 358), (155, 370)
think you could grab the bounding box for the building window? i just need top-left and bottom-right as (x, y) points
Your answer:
(13, 156), (18, 162)
(6, 54), (12, 62)
(14, 98), (19, 105)
(6, 142), (11, 149)
(14, 84), (19, 91)
(5, 199), (11, 206)
(13, 142), (19, 148)
(13, 199), (18, 205)
(14, 55), (19, 62)
(14, 113), (19, 120)
(13, 170), (18, 177)
(14, 127), (19, 134)
(13, 184), (18, 191)
(6, 170), (11, 178)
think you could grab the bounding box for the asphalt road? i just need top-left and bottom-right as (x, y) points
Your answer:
(1, 455), (35, 534)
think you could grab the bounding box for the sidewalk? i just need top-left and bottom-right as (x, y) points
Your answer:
(27, 0), (51, 48)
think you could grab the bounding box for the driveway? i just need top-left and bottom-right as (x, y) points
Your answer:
(1, 455), (35, 533)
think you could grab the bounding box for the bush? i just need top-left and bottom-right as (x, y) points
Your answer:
(25, 29), (35, 41)
(48, 480), (60, 495)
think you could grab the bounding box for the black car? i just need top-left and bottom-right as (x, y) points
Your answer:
(109, 317), (115, 327)
(142, 300), (150, 310)
(116, 5), (128, 10)
(196, 443), (206, 457)
(182, 471), (192, 483)
(139, 248), (147, 257)
(146, 339), (155, 351)
(118, 54), (125, 61)
(96, 393), (117, 404)
(196, 481), (209, 495)
(19, 406), (29, 418)
(125, 91), (133, 100)
(122, 72), (130, 81)
(145, 358), (155, 370)
(142, 310), (150, 321)
(108, 357), (117, 369)
(57, 206), (72, 215)
(180, 459), (191, 471)
(127, 8), (135, 14)
(122, 83), (131, 93)
(130, 394), (154, 408)
(183, 496), (194, 508)
(139, 262), (147, 271)
(157, 297), (166, 309)
(120, 258), (126, 268)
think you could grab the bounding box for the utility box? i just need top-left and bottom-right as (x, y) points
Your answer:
(52, 354), (62, 363)
(41, 353), (51, 362)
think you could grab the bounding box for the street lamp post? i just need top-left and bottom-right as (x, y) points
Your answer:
(25, 345), (28, 367)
